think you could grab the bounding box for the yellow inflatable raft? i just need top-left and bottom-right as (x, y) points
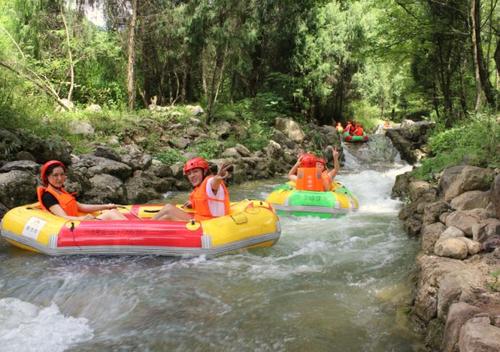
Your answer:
(0, 200), (280, 257)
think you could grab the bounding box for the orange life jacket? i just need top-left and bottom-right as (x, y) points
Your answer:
(37, 185), (80, 216)
(354, 127), (364, 136)
(296, 167), (324, 191)
(189, 176), (230, 221)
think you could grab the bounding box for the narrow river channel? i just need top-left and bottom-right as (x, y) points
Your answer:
(0, 137), (424, 352)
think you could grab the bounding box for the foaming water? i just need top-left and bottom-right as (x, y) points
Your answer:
(0, 298), (93, 352)
(0, 160), (422, 351)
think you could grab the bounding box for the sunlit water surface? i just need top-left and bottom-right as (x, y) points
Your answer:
(0, 141), (423, 352)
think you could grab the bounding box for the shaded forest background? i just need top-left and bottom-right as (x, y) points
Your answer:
(0, 0), (498, 174)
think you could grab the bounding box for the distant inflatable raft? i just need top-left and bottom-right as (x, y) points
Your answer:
(266, 181), (359, 218)
(343, 131), (369, 143)
(0, 200), (280, 257)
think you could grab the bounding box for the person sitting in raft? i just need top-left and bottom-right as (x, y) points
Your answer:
(287, 152), (317, 182)
(344, 121), (353, 135)
(353, 122), (364, 136)
(335, 122), (344, 133)
(288, 148), (340, 191)
(152, 157), (232, 222)
(316, 147), (340, 191)
(37, 160), (127, 221)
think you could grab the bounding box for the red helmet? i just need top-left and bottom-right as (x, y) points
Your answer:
(183, 157), (209, 175)
(40, 160), (66, 186)
(300, 153), (317, 168)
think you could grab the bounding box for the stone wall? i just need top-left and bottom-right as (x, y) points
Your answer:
(394, 166), (500, 351)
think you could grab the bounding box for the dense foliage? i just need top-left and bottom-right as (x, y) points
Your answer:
(0, 0), (498, 170)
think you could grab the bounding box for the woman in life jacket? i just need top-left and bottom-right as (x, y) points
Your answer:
(353, 123), (364, 136)
(37, 160), (127, 221)
(152, 157), (232, 222)
(288, 147), (340, 191)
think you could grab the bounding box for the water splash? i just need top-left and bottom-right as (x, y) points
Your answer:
(0, 298), (93, 352)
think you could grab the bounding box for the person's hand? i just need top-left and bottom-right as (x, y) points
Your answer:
(332, 146), (340, 160)
(217, 163), (233, 179)
(181, 200), (192, 209)
(105, 203), (117, 210)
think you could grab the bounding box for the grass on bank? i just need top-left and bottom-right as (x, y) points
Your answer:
(0, 91), (276, 163)
(412, 113), (499, 180)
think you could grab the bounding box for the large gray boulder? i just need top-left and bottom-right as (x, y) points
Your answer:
(409, 180), (433, 201)
(459, 315), (500, 352)
(445, 209), (491, 236)
(77, 155), (133, 180)
(450, 190), (491, 211)
(439, 166), (466, 195)
(0, 160), (39, 174)
(472, 218), (500, 242)
(443, 166), (495, 202)
(442, 302), (481, 352)
(83, 174), (127, 204)
(119, 144), (153, 170)
(434, 238), (468, 259)
(436, 268), (484, 319)
(124, 170), (172, 203)
(68, 120), (94, 135)
(274, 117), (305, 143)
(0, 170), (37, 208)
(421, 222), (446, 253)
(423, 201), (449, 225)
(414, 255), (467, 323)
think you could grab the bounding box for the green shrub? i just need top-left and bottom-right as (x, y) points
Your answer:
(413, 113), (499, 180)
(154, 148), (186, 165)
(195, 140), (221, 159)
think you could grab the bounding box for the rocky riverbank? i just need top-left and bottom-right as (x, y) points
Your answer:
(0, 117), (341, 219)
(394, 165), (500, 351)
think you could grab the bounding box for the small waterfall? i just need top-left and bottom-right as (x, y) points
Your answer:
(341, 135), (403, 171)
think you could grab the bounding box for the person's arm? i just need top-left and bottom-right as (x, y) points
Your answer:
(48, 203), (95, 221)
(78, 203), (117, 213)
(288, 157), (302, 181)
(328, 147), (340, 179)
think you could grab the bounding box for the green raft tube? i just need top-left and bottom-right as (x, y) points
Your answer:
(265, 181), (359, 218)
(343, 131), (369, 143)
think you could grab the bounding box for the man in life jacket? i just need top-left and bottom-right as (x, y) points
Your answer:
(288, 148), (340, 192)
(37, 160), (127, 221)
(353, 123), (364, 136)
(152, 157), (231, 222)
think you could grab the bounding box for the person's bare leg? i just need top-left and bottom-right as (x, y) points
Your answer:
(96, 209), (127, 220)
(152, 204), (192, 221)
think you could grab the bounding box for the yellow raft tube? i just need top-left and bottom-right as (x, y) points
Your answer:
(0, 200), (281, 257)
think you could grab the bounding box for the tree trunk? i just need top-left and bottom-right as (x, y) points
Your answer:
(494, 38), (500, 90)
(61, 8), (74, 102)
(127, 0), (138, 110)
(470, 0), (496, 109)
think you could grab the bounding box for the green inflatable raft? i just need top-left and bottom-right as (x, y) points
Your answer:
(266, 181), (359, 218)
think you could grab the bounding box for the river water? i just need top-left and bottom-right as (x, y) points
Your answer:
(0, 137), (424, 351)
